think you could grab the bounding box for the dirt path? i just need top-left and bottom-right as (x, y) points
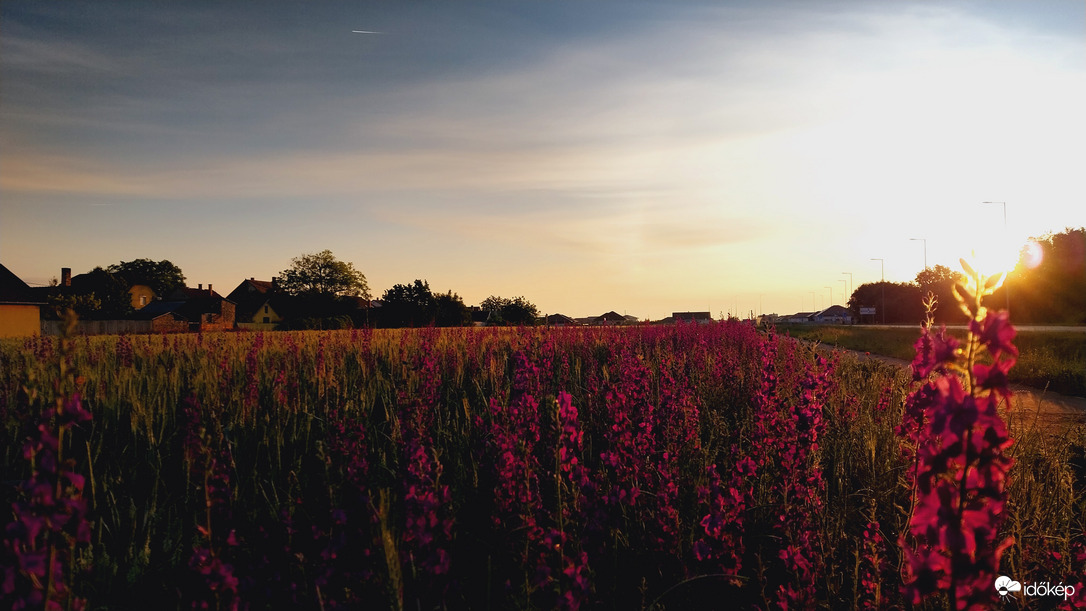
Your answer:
(829, 348), (1086, 434)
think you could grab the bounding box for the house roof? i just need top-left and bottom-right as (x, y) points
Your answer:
(170, 286), (223, 300)
(816, 305), (853, 318)
(134, 296), (232, 322)
(130, 302), (187, 322)
(545, 313), (576, 325)
(673, 311), (712, 320)
(227, 279), (277, 317)
(0, 264), (44, 305)
(595, 311), (626, 322)
(227, 279), (275, 301)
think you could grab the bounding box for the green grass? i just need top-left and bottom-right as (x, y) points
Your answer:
(777, 324), (1086, 397)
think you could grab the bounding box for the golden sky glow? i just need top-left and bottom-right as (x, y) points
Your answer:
(2, 2), (1084, 319)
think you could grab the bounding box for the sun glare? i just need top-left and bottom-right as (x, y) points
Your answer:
(968, 242), (1023, 279)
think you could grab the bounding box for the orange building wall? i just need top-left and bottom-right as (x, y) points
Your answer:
(129, 285), (156, 309)
(0, 304), (41, 338)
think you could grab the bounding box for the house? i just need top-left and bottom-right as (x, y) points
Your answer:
(810, 305), (855, 325)
(0, 263), (44, 338)
(672, 311), (713, 324)
(592, 311), (627, 326)
(227, 279), (286, 330)
(785, 312), (817, 324)
(544, 313), (577, 326)
(38, 267), (156, 312)
(129, 302), (190, 333)
(65, 268), (156, 310)
(169, 283), (222, 300)
(66, 267), (156, 310)
(161, 284), (236, 331)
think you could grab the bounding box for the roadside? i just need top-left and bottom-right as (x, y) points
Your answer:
(825, 346), (1086, 434)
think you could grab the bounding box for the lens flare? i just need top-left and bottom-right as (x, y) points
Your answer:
(1022, 241), (1044, 270)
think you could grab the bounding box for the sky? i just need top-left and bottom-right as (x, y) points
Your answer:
(2, 1), (1084, 320)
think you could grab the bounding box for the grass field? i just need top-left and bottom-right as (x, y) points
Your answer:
(2, 322), (1085, 609)
(777, 324), (1086, 398)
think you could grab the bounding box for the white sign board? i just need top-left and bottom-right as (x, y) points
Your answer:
(860, 307), (877, 316)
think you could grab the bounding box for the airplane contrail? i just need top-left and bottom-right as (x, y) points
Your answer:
(351, 30), (383, 34)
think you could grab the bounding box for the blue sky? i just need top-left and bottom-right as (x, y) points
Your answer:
(2, 1), (1084, 319)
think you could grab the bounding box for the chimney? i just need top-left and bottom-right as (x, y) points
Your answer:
(61, 268), (72, 287)
(198, 283), (203, 291)
(208, 284), (213, 295)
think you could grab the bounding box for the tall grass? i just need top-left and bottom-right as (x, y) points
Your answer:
(1, 322), (1083, 608)
(779, 324), (1086, 397)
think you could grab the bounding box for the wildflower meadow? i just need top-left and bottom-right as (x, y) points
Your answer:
(3, 288), (1085, 609)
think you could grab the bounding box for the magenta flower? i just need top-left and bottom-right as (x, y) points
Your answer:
(912, 325), (961, 381)
(900, 274), (1017, 610)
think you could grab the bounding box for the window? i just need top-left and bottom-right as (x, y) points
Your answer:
(140, 296), (147, 306)
(264, 305), (269, 313)
(263, 317), (270, 323)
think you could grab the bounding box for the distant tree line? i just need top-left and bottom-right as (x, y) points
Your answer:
(41, 250), (544, 330)
(847, 227), (1085, 325)
(273, 251), (541, 329)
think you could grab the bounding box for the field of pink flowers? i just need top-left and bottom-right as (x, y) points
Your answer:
(2, 291), (1085, 608)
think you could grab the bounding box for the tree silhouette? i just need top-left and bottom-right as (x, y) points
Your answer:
(848, 281), (923, 324)
(1004, 227), (1086, 323)
(478, 295), (539, 326)
(381, 280), (435, 327)
(106, 258), (186, 299)
(277, 250), (370, 299)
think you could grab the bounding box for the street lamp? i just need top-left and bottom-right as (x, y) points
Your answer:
(910, 238), (927, 270)
(982, 201), (1010, 313)
(838, 279), (847, 305)
(824, 286), (833, 309)
(841, 272), (852, 303)
(870, 258), (885, 324)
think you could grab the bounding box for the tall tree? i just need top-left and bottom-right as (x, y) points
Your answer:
(277, 250), (370, 299)
(380, 280), (435, 327)
(1004, 227), (1086, 323)
(479, 295), (539, 326)
(106, 258), (186, 298)
(434, 291), (471, 327)
(848, 281), (923, 324)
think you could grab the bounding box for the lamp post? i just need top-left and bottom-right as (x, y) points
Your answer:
(838, 279), (847, 306)
(841, 271), (852, 304)
(982, 201), (1010, 313)
(870, 258), (885, 324)
(824, 286), (833, 309)
(910, 237), (927, 270)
